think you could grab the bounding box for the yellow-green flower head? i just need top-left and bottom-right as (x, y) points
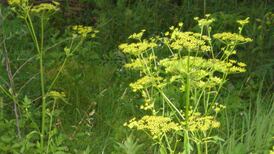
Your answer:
(169, 31), (210, 52)
(213, 32), (252, 44)
(124, 55), (157, 71)
(194, 14), (215, 27)
(129, 76), (163, 92)
(237, 17), (250, 26)
(72, 25), (99, 38)
(160, 56), (231, 75)
(140, 98), (154, 111)
(181, 112), (220, 132)
(178, 22), (184, 27)
(124, 115), (181, 139)
(160, 56), (246, 89)
(195, 76), (223, 89)
(212, 104), (226, 113)
(31, 1), (60, 14)
(128, 29), (146, 40)
(8, 0), (28, 6)
(48, 91), (66, 100)
(119, 40), (157, 56)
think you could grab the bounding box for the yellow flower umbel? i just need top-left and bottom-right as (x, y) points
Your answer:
(72, 25), (99, 38)
(140, 98), (154, 111)
(212, 104), (226, 113)
(7, 0), (28, 6)
(237, 17), (250, 27)
(213, 32), (252, 44)
(119, 29), (157, 56)
(31, 1), (60, 14)
(124, 116), (181, 139)
(8, 0), (60, 17)
(128, 29), (146, 40)
(124, 55), (157, 71)
(7, 0), (30, 17)
(48, 91), (66, 100)
(160, 56), (246, 90)
(168, 31), (210, 52)
(181, 112), (220, 132)
(194, 14), (215, 27)
(119, 40), (157, 56)
(129, 76), (163, 92)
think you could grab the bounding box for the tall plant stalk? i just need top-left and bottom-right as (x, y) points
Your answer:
(39, 13), (46, 150)
(184, 50), (191, 154)
(24, 12), (47, 150)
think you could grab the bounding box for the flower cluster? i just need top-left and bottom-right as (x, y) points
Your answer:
(166, 30), (210, 52)
(72, 25), (99, 38)
(119, 29), (157, 56)
(31, 1), (60, 13)
(194, 14), (215, 27)
(237, 17), (250, 26)
(8, 0), (60, 17)
(7, 0), (28, 6)
(160, 56), (246, 89)
(213, 32), (252, 44)
(119, 40), (157, 56)
(128, 29), (146, 40)
(124, 55), (157, 71)
(140, 98), (154, 111)
(48, 91), (66, 100)
(181, 112), (220, 132)
(124, 116), (181, 139)
(129, 76), (163, 92)
(212, 103), (226, 113)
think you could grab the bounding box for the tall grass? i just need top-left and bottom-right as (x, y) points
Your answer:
(219, 80), (274, 154)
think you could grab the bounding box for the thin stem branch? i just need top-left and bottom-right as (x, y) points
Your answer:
(2, 30), (21, 138)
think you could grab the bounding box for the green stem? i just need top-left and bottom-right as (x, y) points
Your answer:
(47, 38), (82, 93)
(197, 142), (202, 154)
(207, 73), (228, 113)
(40, 13), (46, 151)
(46, 99), (57, 154)
(26, 13), (41, 54)
(0, 85), (13, 99)
(47, 58), (67, 92)
(205, 142), (208, 154)
(203, 0), (207, 15)
(25, 13), (46, 150)
(164, 133), (173, 154)
(160, 91), (185, 120)
(184, 50), (191, 154)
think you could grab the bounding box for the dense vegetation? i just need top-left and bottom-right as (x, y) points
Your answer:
(0, 0), (273, 153)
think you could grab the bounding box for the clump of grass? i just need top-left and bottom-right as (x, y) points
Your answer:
(219, 79), (274, 154)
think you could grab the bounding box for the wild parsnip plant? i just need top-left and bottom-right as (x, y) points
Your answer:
(0, 0), (98, 153)
(120, 15), (252, 153)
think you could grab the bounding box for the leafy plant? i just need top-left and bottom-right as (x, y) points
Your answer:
(114, 134), (144, 154)
(120, 15), (252, 153)
(0, 0), (98, 153)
